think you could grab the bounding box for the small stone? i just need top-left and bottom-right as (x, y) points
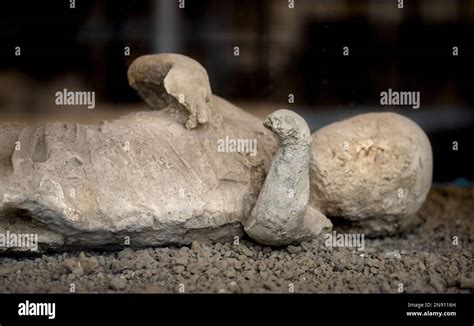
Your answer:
(63, 259), (84, 276)
(79, 255), (99, 274)
(241, 247), (254, 257)
(333, 265), (345, 272)
(136, 251), (156, 269)
(110, 277), (127, 290)
(429, 274), (445, 293)
(286, 245), (302, 254)
(257, 262), (267, 272)
(173, 265), (185, 274)
(173, 256), (188, 266)
(384, 250), (401, 259)
(191, 241), (202, 251)
(243, 270), (256, 280)
(459, 277), (474, 289)
(363, 266), (370, 276)
(225, 268), (237, 278)
(117, 248), (133, 259)
(234, 260), (242, 271)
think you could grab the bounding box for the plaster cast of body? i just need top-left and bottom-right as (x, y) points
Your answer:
(0, 53), (432, 252)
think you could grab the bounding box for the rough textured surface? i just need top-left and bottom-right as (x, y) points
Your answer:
(127, 53), (215, 130)
(0, 54), (278, 252)
(0, 186), (471, 293)
(0, 107), (275, 251)
(310, 112), (433, 236)
(245, 110), (332, 245)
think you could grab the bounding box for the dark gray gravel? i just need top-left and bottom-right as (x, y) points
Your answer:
(0, 186), (472, 293)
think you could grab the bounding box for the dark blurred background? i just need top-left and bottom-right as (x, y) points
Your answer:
(0, 0), (472, 183)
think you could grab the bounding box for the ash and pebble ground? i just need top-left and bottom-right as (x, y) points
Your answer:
(0, 186), (472, 293)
